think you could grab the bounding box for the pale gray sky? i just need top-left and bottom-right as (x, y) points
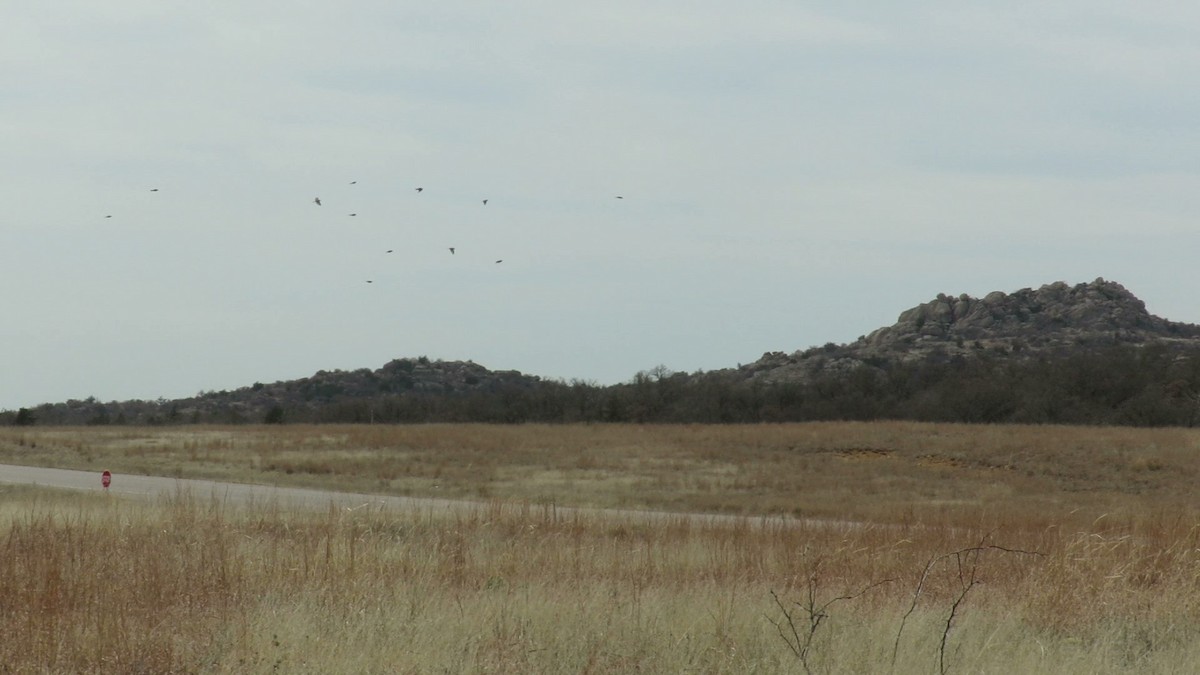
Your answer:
(4, 2), (1200, 409)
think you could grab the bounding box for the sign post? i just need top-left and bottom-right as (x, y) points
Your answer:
(101, 470), (112, 491)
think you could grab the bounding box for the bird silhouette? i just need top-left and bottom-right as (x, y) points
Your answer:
(415, 187), (423, 193)
(349, 213), (357, 217)
(150, 188), (159, 192)
(366, 280), (374, 284)
(449, 247), (456, 255)
(386, 249), (394, 254)
(615, 196), (623, 199)
(482, 199), (488, 205)
(104, 215), (112, 219)
(495, 259), (503, 264)
(349, 181), (357, 185)
(314, 197), (322, 206)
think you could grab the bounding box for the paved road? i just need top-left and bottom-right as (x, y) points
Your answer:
(0, 463), (471, 512)
(0, 463), (811, 528)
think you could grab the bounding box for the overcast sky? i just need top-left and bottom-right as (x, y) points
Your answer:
(4, 2), (1200, 409)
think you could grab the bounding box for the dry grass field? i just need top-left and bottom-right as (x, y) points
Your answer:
(3, 422), (1200, 672)
(3, 422), (1200, 527)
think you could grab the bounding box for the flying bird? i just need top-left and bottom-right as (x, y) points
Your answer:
(349, 181), (357, 185)
(314, 197), (322, 206)
(495, 259), (503, 264)
(366, 280), (374, 284)
(386, 249), (394, 253)
(104, 215), (112, 219)
(482, 199), (488, 205)
(150, 188), (159, 192)
(615, 195), (623, 199)
(415, 187), (423, 193)
(349, 213), (357, 217)
(449, 247), (455, 255)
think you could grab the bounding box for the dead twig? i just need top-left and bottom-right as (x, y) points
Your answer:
(769, 571), (896, 674)
(891, 535), (1044, 675)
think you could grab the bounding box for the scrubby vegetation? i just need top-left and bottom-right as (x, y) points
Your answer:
(7, 342), (1200, 427)
(3, 482), (1198, 673)
(9, 279), (1200, 427)
(4, 421), (1200, 672)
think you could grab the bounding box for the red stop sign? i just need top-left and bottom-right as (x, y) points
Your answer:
(101, 470), (112, 489)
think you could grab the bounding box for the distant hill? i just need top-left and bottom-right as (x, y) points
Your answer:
(10, 357), (552, 425)
(177, 356), (547, 421)
(10, 278), (1200, 427)
(741, 277), (1200, 385)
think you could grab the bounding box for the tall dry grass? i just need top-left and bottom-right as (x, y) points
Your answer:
(3, 483), (1200, 673)
(3, 422), (1200, 530)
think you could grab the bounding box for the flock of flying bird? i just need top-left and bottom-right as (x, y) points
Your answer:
(104, 183), (626, 286)
(311, 185), (506, 282)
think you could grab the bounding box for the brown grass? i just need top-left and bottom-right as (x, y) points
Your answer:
(3, 422), (1200, 672)
(2, 422), (1199, 529)
(2, 483), (1199, 673)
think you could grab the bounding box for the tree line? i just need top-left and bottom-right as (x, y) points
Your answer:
(7, 343), (1200, 427)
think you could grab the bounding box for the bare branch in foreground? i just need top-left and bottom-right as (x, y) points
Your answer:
(891, 536), (1045, 674)
(769, 573), (896, 674)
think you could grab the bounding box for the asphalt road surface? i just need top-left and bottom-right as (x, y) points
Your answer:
(0, 462), (470, 512)
(0, 463), (808, 528)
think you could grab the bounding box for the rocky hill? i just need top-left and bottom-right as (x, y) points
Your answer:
(171, 357), (544, 420)
(11, 278), (1200, 427)
(19, 358), (549, 425)
(743, 278), (1200, 385)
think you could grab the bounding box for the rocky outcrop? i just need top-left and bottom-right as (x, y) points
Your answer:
(744, 278), (1200, 385)
(22, 358), (549, 425)
(17, 278), (1200, 425)
(191, 357), (542, 410)
(865, 278), (1196, 348)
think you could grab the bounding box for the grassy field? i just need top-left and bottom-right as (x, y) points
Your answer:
(3, 422), (1200, 527)
(3, 422), (1200, 672)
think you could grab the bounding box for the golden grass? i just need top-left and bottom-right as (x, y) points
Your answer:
(3, 422), (1200, 530)
(3, 483), (1200, 673)
(5, 423), (1200, 671)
